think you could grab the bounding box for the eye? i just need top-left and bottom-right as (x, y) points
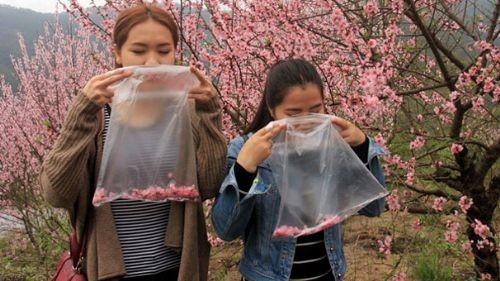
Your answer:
(158, 50), (171, 55)
(131, 49), (145, 54)
(285, 111), (302, 117)
(309, 105), (323, 113)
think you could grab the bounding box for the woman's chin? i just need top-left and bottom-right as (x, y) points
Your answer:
(115, 103), (163, 129)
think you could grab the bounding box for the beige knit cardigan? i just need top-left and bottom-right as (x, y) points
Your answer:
(40, 92), (227, 281)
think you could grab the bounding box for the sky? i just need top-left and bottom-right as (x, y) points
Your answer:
(0, 0), (106, 13)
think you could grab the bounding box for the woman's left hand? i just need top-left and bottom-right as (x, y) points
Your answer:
(330, 116), (366, 146)
(189, 66), (217, 103)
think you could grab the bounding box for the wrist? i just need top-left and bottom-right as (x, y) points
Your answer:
(351, 134), (368, 147)
(236, 156), (257, 173)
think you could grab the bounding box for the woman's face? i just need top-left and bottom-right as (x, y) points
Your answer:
(115, 18), (176, 66)
(271, 83), (325, 120)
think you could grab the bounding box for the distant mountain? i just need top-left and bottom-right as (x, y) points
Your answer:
(0, 5), (75, 90)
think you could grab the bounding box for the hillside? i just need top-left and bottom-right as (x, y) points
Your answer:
(0, 5), (71, 89)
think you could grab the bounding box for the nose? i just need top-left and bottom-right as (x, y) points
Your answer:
(144, 52), (160, 66)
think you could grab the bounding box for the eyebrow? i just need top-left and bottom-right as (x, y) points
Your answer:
(131, 42), (172, 47)
(285, 103), (323, 111)
(309, 103), (323, 109)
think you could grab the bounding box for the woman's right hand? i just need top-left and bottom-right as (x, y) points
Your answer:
(82, 69), (132, 106)
(236, 124), (285, 173)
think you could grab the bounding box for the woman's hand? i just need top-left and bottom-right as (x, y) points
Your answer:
(331, 116), (366, 146)
(82, 69), (132, 106)
(237, 124), (286, 173)
(189, 66), (217, 103)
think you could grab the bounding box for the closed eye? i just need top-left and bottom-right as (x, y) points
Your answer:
(309, 104), (323, 112)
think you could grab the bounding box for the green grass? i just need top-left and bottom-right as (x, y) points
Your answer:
(412, 253), (454, 281)
(0, 232), (61, 281)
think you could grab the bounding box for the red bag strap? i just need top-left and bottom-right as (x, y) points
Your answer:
(69, 107), (105, 272)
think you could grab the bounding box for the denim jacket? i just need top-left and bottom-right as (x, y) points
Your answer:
(212, 135), (387, 281)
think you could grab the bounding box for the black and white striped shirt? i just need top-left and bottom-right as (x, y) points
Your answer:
(102, 105), (181, 278)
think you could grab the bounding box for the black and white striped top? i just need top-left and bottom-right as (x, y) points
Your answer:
(102, 105), (181, 278)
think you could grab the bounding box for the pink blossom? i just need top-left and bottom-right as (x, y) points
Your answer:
(273, 225), (303, 237)
(476, 239), (495, 251)
(411, 218), (421, 232)
(315, 215), (343, 230)
(367, 39), (378, 48)
(474, 40), (492, 51)
(494, 86), (500, 103)
(392, 272), (407, 281)
(377, 235), (392, 258)
(273, 214), (344, 237)
(433, 106), (440, 115)
(92, 188), (108, 205)
(364, 95), (381, 108)
(386, 191), (401, 212)
(442, 101), (456, 114)
(462, 240), (473, 255)
(364, 1), (378, 16)
(449, 91), (460, 100)
(472, 219), (490, 239)
(472, 96), (485, 112)
(480, 273), (492, 280)
(483, 78), (494, 93)
(405, 157), (416, 185)
(93, 184), (199, 205)
(406, 37), (416, 47)
(458, 196), (473, 214)
(374, 133), (387, 148)
(432, 197), (447, 212)
(450, 143), (464, 154)
(409, 136), (425, 150)
(207, 233), (224, 247)
(444, 220), (459, 243)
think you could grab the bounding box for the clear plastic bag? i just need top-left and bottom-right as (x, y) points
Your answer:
(267, 114), (387, 237)
(93, 65), (199, 206)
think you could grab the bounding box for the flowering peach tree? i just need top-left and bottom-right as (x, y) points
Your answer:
(0, 0), (498, 279)
(0, 21), (108, 275)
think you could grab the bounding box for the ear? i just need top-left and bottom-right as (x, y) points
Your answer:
(268, 106), (276, 120)
(114, 44), (122, 65)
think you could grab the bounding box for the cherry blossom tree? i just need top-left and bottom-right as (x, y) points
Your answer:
(0, 0), (498, 279)
(0, 19), (109, 270)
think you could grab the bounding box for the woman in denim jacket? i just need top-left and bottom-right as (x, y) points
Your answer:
(212, 59), (386, 281)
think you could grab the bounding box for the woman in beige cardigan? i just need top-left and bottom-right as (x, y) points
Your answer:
(40, 4), (226, 281)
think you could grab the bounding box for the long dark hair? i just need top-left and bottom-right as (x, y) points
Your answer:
(245, 59), (324, 134)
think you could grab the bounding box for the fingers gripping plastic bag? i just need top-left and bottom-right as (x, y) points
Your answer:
(267, 114), (388, 237)
(93, 65), (200, 206)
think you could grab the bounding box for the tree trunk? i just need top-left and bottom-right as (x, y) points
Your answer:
(467, 190), (499, 281)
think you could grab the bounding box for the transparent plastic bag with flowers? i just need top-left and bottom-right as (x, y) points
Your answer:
(93, 65), (199, 206)
(267, 114), (388, 237)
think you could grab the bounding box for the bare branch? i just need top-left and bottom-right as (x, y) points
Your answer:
(486, 0), (500, 42)
(404, 0), (457, 90)
(406, 206), (459, 214)
(476, 137), (500, 182)
(397, 82), (449, 96)
(437, 0), (479, 41)
(403, 182), (461, 201)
